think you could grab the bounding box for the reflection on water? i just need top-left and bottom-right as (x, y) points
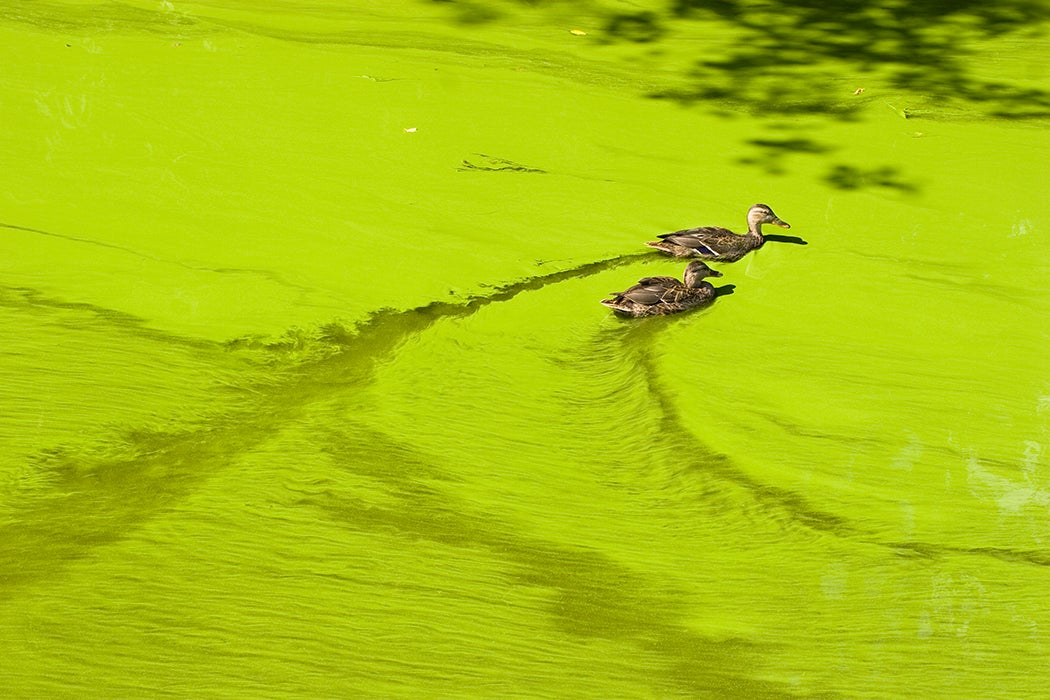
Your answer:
(2, 1), (1049, 697)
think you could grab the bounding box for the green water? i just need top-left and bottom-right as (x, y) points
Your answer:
(2, 1), (1049, 697)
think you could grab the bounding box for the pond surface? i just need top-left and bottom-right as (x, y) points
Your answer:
(2, 1), (1049, 697)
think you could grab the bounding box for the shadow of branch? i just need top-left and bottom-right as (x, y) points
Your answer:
(428, 0), (1050, 188)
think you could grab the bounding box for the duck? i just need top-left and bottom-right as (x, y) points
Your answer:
(601, 261), (723, 317)
(646, 203), (790, 261)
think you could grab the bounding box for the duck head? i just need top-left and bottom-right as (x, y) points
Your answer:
(747, 203), (791, 233)
(683, 260), (723, 287)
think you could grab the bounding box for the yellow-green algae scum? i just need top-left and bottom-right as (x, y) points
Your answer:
(1, 1), (1048, 696)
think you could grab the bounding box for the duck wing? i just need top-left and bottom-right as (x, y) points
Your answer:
(619, 285), (667, 305)
(657, 226), (733, 243)
(619, 281), (677, 305)
(607, 274), (690, 305)
(657, 226), (737, 256)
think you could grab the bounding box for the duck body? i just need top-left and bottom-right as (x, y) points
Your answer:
(601, 261), (722, 317)
(648, 225), (762, 261)
(646, 203), (790, 261)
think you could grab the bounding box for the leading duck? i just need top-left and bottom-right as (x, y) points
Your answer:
(646, 203), (790, 261)
(601, 261), (723, 317)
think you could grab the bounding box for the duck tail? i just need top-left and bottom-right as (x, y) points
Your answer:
(600, 296), (636, 314)
(645, 240), (692, 257)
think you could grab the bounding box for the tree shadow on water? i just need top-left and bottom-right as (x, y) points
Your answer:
(661, 0), (1050, 118)
(430, 0), (1050, 191)
(824, 164), (919, 193)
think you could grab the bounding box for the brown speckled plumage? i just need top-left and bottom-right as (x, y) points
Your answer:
(646, 203), (790, 261)
(601, 261), (723, 317)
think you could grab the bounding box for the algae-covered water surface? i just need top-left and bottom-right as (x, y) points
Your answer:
(2, 1), (1049, 696)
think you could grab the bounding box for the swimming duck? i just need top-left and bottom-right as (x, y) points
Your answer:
(601, 261), (723, 317)
(646, 203), (790, 261)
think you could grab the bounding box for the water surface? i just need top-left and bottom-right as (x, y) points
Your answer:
(2, 1), (1049, 697)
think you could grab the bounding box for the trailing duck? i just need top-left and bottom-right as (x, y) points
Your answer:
(601, 261), (723, 317)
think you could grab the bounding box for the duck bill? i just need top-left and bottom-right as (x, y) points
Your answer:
(709, 269), (724, 277)
(773, 217), (791, 229)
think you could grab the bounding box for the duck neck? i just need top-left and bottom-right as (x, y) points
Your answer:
(745, 222), (767, 254)
(684, 275), (710, 290)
